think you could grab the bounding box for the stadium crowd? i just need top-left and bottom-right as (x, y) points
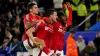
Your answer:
(0, 0), (100, 56)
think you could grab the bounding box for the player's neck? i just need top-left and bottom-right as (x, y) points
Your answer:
(30, 12), (36, 16)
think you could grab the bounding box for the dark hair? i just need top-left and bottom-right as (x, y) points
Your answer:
(46, 9), (57, 17)
(27, 3), (36, 10)
(58, 12), (65, 18)
(57, 12), (66, 26)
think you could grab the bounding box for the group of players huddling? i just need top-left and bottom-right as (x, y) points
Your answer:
(23, 2), (72, 56)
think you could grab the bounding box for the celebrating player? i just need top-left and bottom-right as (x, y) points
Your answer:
(49, 2), (72, 56)
(23, 3), (51, 56)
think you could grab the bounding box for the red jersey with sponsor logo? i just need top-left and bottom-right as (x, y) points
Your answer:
(23, 13), (41, 41)
(50, 22), (65, 51)
(35, 22), (45, 39)
(36, 17), (53, 47)
(44, 24), (53, 48)
(49, 6), (72, 51)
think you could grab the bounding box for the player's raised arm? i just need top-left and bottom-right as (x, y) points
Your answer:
(65, 2), (72, 28)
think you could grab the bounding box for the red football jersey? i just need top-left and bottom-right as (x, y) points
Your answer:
(35, 22), (45, 39)
(44, 24), (53, 48)
(36, 17), (53, 47)
(23, 13), (41, 41)
(50, 22), (65, 51)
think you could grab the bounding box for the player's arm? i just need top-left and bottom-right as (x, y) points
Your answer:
(65, 3), (72, 28)
(25, 20), (39, 30)
(23, 14), (40, 30)
(26, 27), (36, 43)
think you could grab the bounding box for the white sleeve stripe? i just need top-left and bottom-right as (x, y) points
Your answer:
(26, 14), (29, 23)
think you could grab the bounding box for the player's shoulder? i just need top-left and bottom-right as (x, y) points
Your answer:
(42, 17), (48, 21)
(36, 15), (42, 19)
(53, 21), (61, 26)
(23, 14), (29, 19)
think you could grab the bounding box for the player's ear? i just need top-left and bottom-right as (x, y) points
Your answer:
(50, 14), (53, 18)
(29, 9), (32, 12)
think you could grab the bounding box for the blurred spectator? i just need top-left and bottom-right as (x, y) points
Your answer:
(20, 4), (28, 16)
(7, 11), (15, 28)
(53, 0), (63, 11)
(11, 15), (21, 40)
(14, 15), (21, 27)
(77, 1), (87, 31)
(0, 14), (7, 26)
(0, 42), (10, 56)
(13, 0), (19, 10)
(93, 32), (100, 56)
(12, 5), (21, 17)
(0, 21), (5, 46)
(76, 35), (86, 52)
(90, 0), (99, 26)
(6, 0), (13, 11)
(82, 41), (97, 56)
(3, 37), (11, 47)
(10, 37), (22, 56)
(5, 29), (13, 41)
(69, 0), (80, 27)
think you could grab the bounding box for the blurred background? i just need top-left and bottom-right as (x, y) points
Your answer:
(0, 0), (100, 56)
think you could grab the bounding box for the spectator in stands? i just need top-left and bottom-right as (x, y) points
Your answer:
(77, 0), (87, 31)
(5, 29), (13, 41)
(93, 32), (100, 56)
(3, 37), (11, 47)
(7, 11), (15, 28)
(12, 5), (21, 17)
(53, 0), (63, 11)
(90, 0), (99, 26)
(0, 22), (5, 46)
(13, 15), (21, 34)
(0, 42), (10, 56)
(76, 35), (86, 52)
(13, 0), (19, 10)
(6, 0), (13, 11)
(82, 41), (97, 56)
(10, 37), (22, 56)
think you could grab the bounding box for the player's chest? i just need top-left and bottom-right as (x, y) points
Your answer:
(44, 25), (53, 33)
(53, 24), (65, 34)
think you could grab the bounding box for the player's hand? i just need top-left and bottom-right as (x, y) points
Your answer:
(66, 2), (71, 8)
(34, 38), (46, 49)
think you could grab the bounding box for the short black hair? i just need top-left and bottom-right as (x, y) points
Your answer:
(58, 12), (65, 18)
(27, 3), (36, 10)
(46, 9), (57, 17)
